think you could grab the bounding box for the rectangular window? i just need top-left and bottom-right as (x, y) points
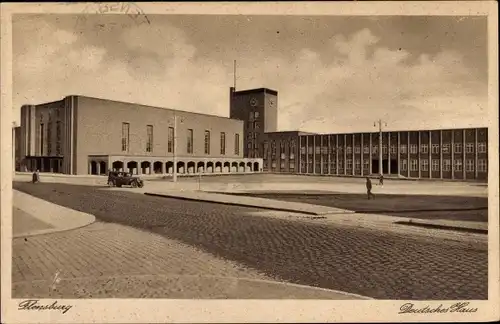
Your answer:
(410, 159), (418, 171)
(167, 127), (174, 153)
(390, 145), (397, 154)
(315, 146), (321, 154)
(477, 142), (487, 153)
(432, 160), (439, 171)
(220, 132), (226, 155)
(401, 159), (408, 171)
(363, 146), (369, 154)
(346, 159), (353, 170)
(355, 159), (361, 170)
(421, 159), (429, 171)
(454, 159), (463, 171)
(146, 125), (153, 152)
(271, 160), (277, 168)
(289, 162), (295, 170)
(280, 160), (285, 169)
(187, 129), (194, 154)
(300, 147), (306, 154)
(254, 111), (260, 119)
(400, 144), (408, 154)
(289, 140), (296, 159)
(55, 121), (62, 155)
(307, 146), (313, 154)
(122, 122), (129, 152)
(346, 146), (352, 154)
(410, 144), (418, 154)
(254, 121), (260, 129)
(442, 144), (450, 154)
(466, 159), (474, 172)
(363, 160), (369, 170)
(454, 143), (462, 154)
(465, 143), (474, 153)
(40, 123), (44, 155)
(431, 144), (440, 154)
(443, 159), (451, 171)
(372, 146), (378, 154)
(234, 133), (240, 155)
(204, 130), (210, 154)
(47, 122), (52, 155)
(382, 145), (388, 154)
(478, 159), (487, 172)
(420, 144), (428, 154)
(354, 146), (360, 154)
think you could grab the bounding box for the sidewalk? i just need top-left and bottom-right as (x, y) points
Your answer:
(144, 190), (488, 237)
(11, 192), (370, 299)
(13, 190), (96, 238)
(145, 191), (353, 216)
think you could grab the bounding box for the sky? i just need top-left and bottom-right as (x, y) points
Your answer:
(12, 14), (488, 133)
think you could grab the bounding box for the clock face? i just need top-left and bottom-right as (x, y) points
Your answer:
(250, 97), (258, 107)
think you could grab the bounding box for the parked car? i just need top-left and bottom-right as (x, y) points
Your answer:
(107, 171), (144, 188)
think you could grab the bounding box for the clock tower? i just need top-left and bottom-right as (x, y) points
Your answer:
(229, 87), (278, 158)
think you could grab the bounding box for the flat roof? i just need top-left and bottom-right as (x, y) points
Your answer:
(68, 95), (240, 122)
(233, 88), (278, 96)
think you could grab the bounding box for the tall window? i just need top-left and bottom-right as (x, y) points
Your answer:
(390, 145), (397, 154)
(465, 143), (474, 153)
(187, 129), (194, 154)
(346, 146), (352, 154)
(454, 143), (462, 154)
(443, 159), (451, 171)
(122, 122), (130, 152)
(363, 160), (370, 170)
(431, 144), (440, 154)
(280, 141), (285, 159)
(420, 144), (428, 154)
(220, 132), (226, 155)
(355, 159), (361, 170)
(372, 145), (378, 154)
(466, 160), (474, 172)
(40, 123), (45, 155)
(47, 122), (52, 155)
(442, 144), (450, 154)
(454, 159), (462, 171)
(289, 140), (296, 159)
(146, 125), (153, 152)
(478, 159), (487, 172)
(204, 130), (210, 154)
(167, 127), (174, 153)
(363, 146), (369, 154)
(346, 159), (353, 170)
(421, 159), (429, 171)
(410, 144), (418, 154)
(432, 160), (439, 171)
(400, 159), (407, 171)
(410, 159), (418, 171)
(355, 146), (361, 154)
(400, 144), (408, 154)
(234, 133), (240, 155)
(55, 121), (62, 155)
(382, 145), (388, 154)
(477, 142), (487, 153)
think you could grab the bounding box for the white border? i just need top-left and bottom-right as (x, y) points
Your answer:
(1, 2), (499, 323)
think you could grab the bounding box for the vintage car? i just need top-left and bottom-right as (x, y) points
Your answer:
(107, 171), (144, 188)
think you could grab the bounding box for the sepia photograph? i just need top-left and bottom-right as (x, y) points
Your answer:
(1, 1), (498, 323)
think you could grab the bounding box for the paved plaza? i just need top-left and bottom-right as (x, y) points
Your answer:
(11, 176), (488, 300)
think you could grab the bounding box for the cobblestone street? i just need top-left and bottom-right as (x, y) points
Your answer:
(13, 182), (488, 300)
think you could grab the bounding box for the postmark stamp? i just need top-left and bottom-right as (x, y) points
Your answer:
(75, 2), (150, 29)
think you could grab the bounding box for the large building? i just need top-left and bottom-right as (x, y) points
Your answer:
(15, 95), (262, 175)
(228, 88), (489, 181)
(15, 87), (488, 181)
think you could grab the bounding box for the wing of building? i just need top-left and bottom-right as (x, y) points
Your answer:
(13, 87), (488, 181)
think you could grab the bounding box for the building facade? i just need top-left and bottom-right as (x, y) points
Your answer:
(15, 86), (489, 181)
(228, 88), (489, 181)
(16, 95), (262, 175)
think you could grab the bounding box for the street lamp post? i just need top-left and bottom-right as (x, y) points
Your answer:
(172, 113), (177, 183)
(374, 119), (387, 177)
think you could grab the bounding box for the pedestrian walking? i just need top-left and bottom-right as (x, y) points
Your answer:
(32, 169), (40, 184)
(366, 177), (374, 200)
(379, 174), (384, 186)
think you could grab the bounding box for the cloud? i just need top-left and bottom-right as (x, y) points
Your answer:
(12, 16), (487, 134)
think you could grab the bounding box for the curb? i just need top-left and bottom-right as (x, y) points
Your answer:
(144, 192), (333, 216)
(394, 220), (487, 235)
(12, 218), (97, 239)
